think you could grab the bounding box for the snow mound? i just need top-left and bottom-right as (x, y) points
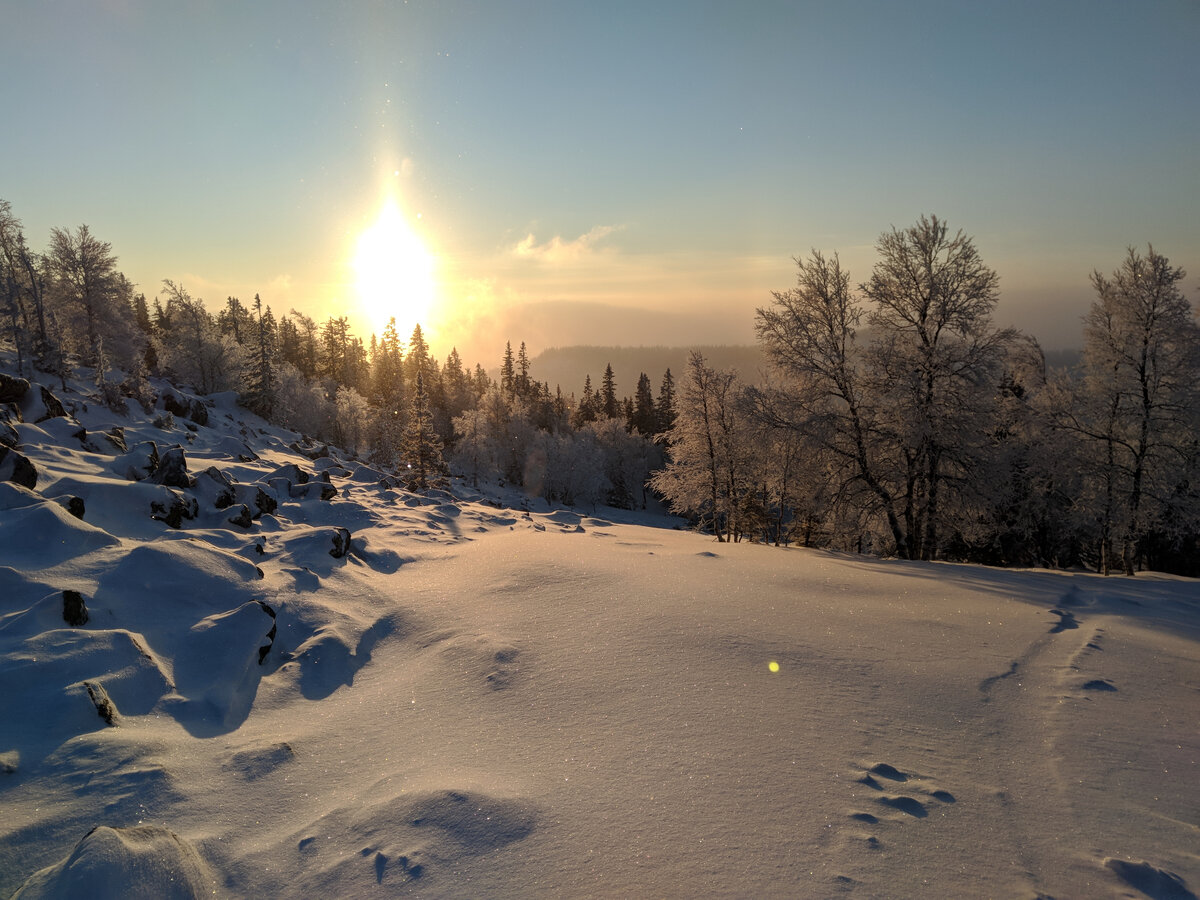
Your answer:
(12, 825), (219, 900)
(0, 483), (120, 568)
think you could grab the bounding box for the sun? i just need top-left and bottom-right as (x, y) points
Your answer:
(353, 198), (436, 339)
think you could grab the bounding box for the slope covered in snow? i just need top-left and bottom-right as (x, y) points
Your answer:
(0, 368), (1197, 899)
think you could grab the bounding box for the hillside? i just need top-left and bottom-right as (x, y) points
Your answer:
(0, 363), (1197, 899)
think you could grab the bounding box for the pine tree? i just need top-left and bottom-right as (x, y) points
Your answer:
(573, 374), (598, 427)
(245, 294), (277, 417)
(601, 363), (618, 419)
(631, 372), (656, 435)
(500, 341), (516, 399)
(400, 371), (446, 489)
(656, 368), (676, 434)
(516, 341), (532, 398)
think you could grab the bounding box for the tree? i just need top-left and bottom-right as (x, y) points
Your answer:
(401, 371), (446, 489)
(218, 296), (253, 344)
(756, 249), (909, 555)
(655, 368), (676, 435)
(158, 280), (245, 394)
(46, 224), (126, 366)
(516, 341), (532, 398)
(630, 372), (656, 436)
(861, 215), (1013, 560)
(244, 294), (278, 417)
(600, 363), (618, 419)
(500, 341), (516, 399)
(650, 352), (750, 541)
(1056, 246), (1197, 574)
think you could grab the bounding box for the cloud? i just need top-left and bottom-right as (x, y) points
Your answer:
(511, 225), (621, 264)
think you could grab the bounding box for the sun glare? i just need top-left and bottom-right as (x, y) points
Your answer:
(353, 198), (436, 340)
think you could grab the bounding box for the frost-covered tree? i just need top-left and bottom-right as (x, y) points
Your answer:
(243, 294), (277, 417)
(46, 224), (134, 368)
(861, 215), (1013, 560)
(400, 371), (446, 489)
(650, 352), (751, 541)
(157, 280), (246, 394)
(756, 249), (908, 555)
(1054, 246), (1198, 574)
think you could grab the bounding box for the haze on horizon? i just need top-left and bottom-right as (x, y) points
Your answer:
(3, 0), (1197, 365)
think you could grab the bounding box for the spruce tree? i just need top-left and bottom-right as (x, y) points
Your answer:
(601, 363), (618, 419)
(400, 371), (446, 490)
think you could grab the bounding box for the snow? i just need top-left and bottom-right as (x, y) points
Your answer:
(1, 367), (1198, 899)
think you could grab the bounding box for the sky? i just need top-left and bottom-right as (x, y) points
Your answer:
(2, 0), (1198, 366)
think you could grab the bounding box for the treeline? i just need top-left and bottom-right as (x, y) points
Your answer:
(4, 199), (1197, 574)
(652, 216), (1200, 576)
(0, 199), (672, 506)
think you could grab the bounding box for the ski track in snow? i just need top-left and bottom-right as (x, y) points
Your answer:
(1, 370), (1199, 898)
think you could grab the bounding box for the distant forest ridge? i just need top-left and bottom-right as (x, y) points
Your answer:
(530, 345), (767, 397)
(530, 344), (1082, 397)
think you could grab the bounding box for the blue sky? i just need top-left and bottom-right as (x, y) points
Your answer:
(3, 0), (1197, 363)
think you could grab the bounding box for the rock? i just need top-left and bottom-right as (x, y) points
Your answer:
(152, 412), (175, 430)
(84, 681), (118, 725)
(153, 446), (193, 489)
(188, 399), (208, 426)
(63, 589), (89, 626)
(257, 600), (277, 663)
(226, 505), (254, 528)
(117, 441), (159, 481)
(161, 391), (190, 419)
(56, 495), (86, 519)
(194, 466), (236, 509)
(0, 373), (30, 404)
(0, 402), (20, 448)
(269, 463), (310, 485)
(0, 446), (37, 489)
(330, 527), (352, 558)
(150, 491), (199, 529)
(19, 384), (68, 423)
(246, 485), (277, 517)
(104, 426), (127, 453)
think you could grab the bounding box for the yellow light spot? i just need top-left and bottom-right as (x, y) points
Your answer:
(768, 661), (780, 673)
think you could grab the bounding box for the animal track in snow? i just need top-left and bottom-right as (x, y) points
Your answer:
(846, 762), (957, 828)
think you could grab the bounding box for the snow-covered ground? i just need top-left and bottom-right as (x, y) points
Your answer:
(1, 368), (1197, 899)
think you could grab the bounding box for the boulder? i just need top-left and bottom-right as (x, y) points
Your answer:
(150, 491), (198, 529)
(56, 495), (86, 519)
(84, 681), (118, 725)
(268, 463), (310, 485)
(0, 402), (20, 448)
(330, 527), (352, 558)
(194, 466), (236, 509)
(152, 446), (193, 489)
(19, 384), (68, 423)
(0, 373), (30, 404)
(0, 446), (37, 489)
(117, 441), (159, 481)
(63, 589), (89, 626)
(161, 391), (190, 419)
(226, 505), (254, 529)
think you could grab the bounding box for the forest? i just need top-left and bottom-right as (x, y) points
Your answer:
(3, 201), (1197, 575)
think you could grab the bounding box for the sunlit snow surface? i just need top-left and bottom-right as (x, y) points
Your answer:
(1, 375), (1198, 899)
